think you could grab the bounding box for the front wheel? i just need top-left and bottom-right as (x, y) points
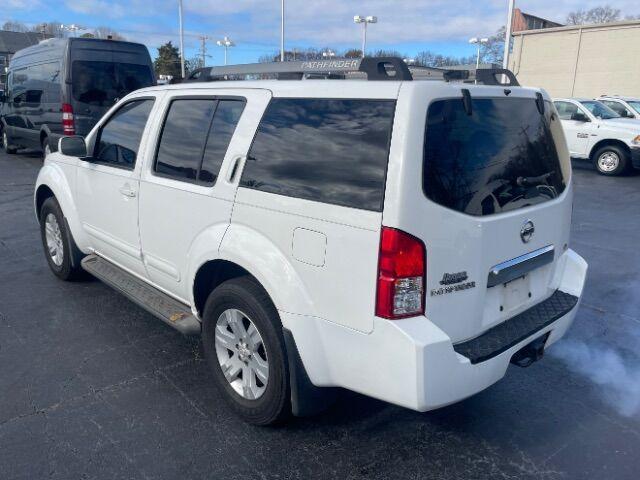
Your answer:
(202, 277), (290, 425)
(39, 197), (85, 280)
(593, 145), (629, 176)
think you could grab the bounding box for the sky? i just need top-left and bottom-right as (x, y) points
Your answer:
(3, 0), (640, 64)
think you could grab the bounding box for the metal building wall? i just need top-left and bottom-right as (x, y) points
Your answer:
(510, 20), (640, 98)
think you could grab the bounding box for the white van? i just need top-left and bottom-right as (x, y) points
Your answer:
(34, 59), (587, 424)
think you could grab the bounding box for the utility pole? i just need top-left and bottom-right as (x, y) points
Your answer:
(178, 0), (186, 78)
(198, 35), (210, 68)
(503, 0), (516, 69)
(280, 0), (285, 61)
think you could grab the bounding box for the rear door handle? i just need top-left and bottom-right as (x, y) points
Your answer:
(119, 187), (137, 198)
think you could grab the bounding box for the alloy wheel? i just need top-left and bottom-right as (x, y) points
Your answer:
(214, 308), (269, 400)
(44, 213), (64, 267)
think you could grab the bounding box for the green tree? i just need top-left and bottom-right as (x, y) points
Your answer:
(154, 41), (182, 78)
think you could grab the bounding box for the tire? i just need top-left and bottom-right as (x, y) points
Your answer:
(593, 144), (629, 176)
(42, 136), (52, 159)
(39, 197), (85, 281)
(202, 276), (290, 425)
(2, 128), (18, 154)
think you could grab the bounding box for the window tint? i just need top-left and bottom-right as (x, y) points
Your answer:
(72, 61), (153, 106)
(554, 101), (578, 120)
(155, 100), (215, 181)
(95, 99), (154, 169)
(199, 100), (244, 184)
(424, 97), (565, 216)
(155, 99), (245, 184)
(240, 98), (395, 211)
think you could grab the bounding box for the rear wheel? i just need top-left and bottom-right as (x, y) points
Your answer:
(593, 145), (629, 176)
(2, 129), (17, 154)
(202, 276), (290, 425)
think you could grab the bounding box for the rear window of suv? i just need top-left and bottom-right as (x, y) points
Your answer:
(240, 98), (396, 211)
(423, 97), (565, 216)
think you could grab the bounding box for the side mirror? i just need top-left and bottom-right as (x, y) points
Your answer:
(571, 112), (590, 122)
(58, 136), (88, 157)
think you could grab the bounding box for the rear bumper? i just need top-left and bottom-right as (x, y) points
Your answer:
(282, 248), (587, 412)
(630, 146), (640, 169)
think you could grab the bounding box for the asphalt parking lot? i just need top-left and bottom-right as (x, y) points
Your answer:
(1, 149), (639, 480)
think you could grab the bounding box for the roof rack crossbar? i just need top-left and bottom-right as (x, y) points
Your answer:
(187, 57), (413, 82)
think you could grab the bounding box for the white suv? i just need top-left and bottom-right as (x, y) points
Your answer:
(553, 98), (640, 175)
(35, 59), (587, 425)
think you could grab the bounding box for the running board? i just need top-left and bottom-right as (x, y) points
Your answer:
(81, 254), (201, 336)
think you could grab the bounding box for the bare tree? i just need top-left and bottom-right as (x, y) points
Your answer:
(480, 27), (506, 65)
(566, 5), (622, 25)
(2, 21), (29, 32)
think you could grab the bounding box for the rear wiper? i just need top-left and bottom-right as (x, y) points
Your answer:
(516, 171), (554, 187)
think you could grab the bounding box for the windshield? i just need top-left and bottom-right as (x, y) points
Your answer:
(579, 100), (619, 119)
(72, 61), (153, 106)
(423, 97), (566, 216)
(627, 101), (640, 115)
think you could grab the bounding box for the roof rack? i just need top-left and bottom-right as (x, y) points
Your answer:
(184, 56), (520, 86)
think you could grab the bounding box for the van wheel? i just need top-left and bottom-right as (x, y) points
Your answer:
(39, 197), (85, 281)
(2, 129), (17, 154)
(593, 145), (629, 176)
(202, 277), (290, 425)
(42, 136), (52, 158)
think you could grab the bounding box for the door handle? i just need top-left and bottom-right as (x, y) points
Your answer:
(119, 187), (137, 198)
(227, 155), (246, 183)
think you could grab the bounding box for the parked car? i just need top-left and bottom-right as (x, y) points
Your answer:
(1, 37), (155, 157)
(553, 98), (640, 175)
(34, 58), (587, 425)
(598, 95), (640, 120)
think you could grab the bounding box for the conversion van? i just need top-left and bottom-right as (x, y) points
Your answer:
(1, 37), (155, 156)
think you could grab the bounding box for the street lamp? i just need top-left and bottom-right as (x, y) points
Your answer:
(469, 37), (489, 70)
(322, 49), (336, 58)
(353, 15), (377, 58)
(280, 0), (285, 61)
(60, 24), (85, 37)
(216, 36), (235, 65)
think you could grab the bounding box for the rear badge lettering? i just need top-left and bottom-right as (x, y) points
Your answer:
(432, 271), (476, 296)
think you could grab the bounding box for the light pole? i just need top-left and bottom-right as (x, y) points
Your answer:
(322, 49), (336, 58)
(503, 0), (516, 69)
(353, 15), (377, 58)
(178, 0), (185, 78)
(216, 36), (235, 65)
(280, 0), (285, 61)
(469, 37), (489, 70)
(60, 24), (85, 37)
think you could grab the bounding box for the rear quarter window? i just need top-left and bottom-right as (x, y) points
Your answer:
(423, 97), (566, 216)
(240, 98), (396, 211)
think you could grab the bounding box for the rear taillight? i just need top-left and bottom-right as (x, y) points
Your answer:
(375, 227), (426, 319)
(62, 103), (75, 135)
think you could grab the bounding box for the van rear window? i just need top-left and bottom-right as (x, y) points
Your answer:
(72, 61), (153, 106)
(423, 97), (565, 216)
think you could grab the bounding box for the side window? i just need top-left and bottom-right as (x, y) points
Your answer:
(199, 100), (245, 184)
(94, 99), (154, 169)
(240, 98), (396, 211)
(603, 101), (630, 117)
(154, 98), (244, 185)
(554, 101), (578, 120)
